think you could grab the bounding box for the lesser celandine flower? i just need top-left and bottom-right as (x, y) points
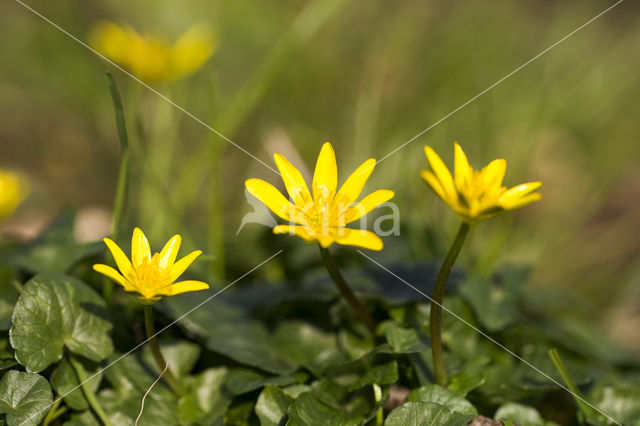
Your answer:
(0, 169), (28, 221)
(89, 21), (215, 83)
(245, 142), (394, 251)
(94, 227), (207, 395)
(245, 142), (394, 332)
(422, 142), (542, 223)
(93, 227), (208, 304)
(421, 142), (542, 386)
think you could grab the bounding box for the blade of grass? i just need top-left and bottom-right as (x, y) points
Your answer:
(104, 72), (131, 304)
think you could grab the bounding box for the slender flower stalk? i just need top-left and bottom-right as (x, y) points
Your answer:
(67, 354), (112, 426)
(103, 72), (131, 304)
(319, 246), (376, 333)
(429, 222), (469, 385)
(422, 142), (542, 385)
(143, 305), (184, 395)
(245, 142), (393, 331)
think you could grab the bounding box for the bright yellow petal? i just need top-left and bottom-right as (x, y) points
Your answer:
(312, 142), (338, 201)
(88, 21), (132, 65)
(93, 264), (130, 289)
(170, 24), (215, 79)
(500, 182), (542, 204)
(245, 178), (300, 222)
(274, 153), (312, 207)
(333, 158), (376, 207)
(273, 225), (315, 242)
(334, 229), (383, 251)
(453, 142), (473, 189)
(157, 280), (209, 297)
(131, 227), (151, 267)
(158, 234), (181, 270)
(168, 250), (202, 282)
(501, 193), (542, 210)
(424, 146), (455, 199)
(420, 170), (447, 202)
(481, 159), (507, 188)
(343, 189), (395, 224)
(102, 238), (133, 276)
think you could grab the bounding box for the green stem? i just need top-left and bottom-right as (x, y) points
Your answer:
(373, 384), (383, 426)
(42, 397), (66, 426)
(430, 222), (470, 386)
(319, 246), (377, 333)
(548, 348), (597, 419)
(67, 355), (111, 426)
(143, 305), (185, 395)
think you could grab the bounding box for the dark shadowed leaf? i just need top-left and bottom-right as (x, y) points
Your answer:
(10, 212), (103, 274)
(349, 361), (398, 391)
(10, 274), (113, 372)
(226, 369), (308, 395)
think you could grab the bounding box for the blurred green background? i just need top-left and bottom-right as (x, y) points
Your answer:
(2, 1), (639, 348)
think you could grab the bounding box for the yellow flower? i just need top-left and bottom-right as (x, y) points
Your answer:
(89, 21), (215, 83)
(93, 228), (208, 304)
(422, 142), (542, 223)
(0, 169), (28, 221)
(245, 142), (394, 250)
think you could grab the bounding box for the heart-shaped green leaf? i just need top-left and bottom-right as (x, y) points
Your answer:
(10, 273), (113, 372)
(0, 370), (53, 426)
(408, 385), (477, 415)
(385, 402), (475, 426)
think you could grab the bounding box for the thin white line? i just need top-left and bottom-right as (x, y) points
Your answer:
(357, 250), (622, 426)
(12, 0), (280, 176)
(367, 0), (624, 173)
(19, 250), (284, 426)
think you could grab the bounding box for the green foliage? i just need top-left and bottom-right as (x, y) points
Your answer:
(385, 402), (475, 426)
(10, 273), (113, 372)
(0, 371), (52, 426)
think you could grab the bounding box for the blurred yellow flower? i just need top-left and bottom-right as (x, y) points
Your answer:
(422, 142), (541, 223)
(246, 142), (394, 250)
(0, 169), (28, 221)
(93, 227), (208, 304)
(89, 21), (215, 83)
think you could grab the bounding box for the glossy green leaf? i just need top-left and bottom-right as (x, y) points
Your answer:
(588, 376), (640, 426)
(10, 274), (113, 372)
(384, 402), (475, 426)
(494, 402), (544, 426)
(0, 370), (53, 426)
(177, 367), (231, 424)
(383, 322), (429, 353)
(255, 386), (293, 426)
(447, 369), (485, 397)
(142, 339), (201, 378)
(287, 392), (361, 426)
(408, 385), (477, 415)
